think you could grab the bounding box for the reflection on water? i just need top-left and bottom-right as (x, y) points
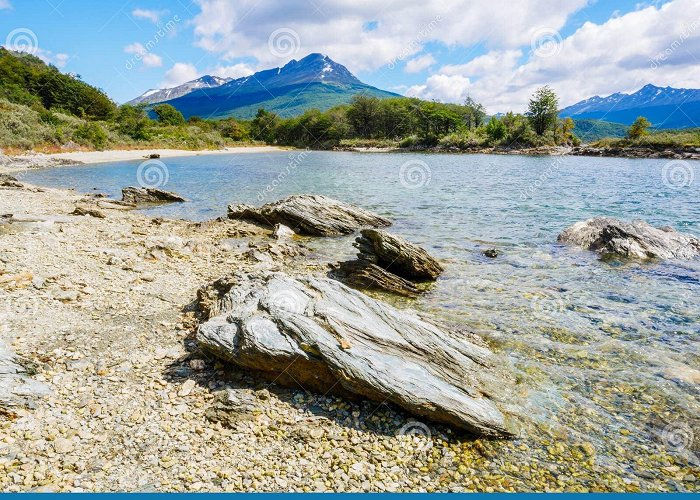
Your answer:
(22, 151), (700, 489)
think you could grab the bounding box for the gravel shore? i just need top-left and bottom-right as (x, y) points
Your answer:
(0, 180), (697, 492)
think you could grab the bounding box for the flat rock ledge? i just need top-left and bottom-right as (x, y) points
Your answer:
(121, 186), (186, 205)
(558, 217), (700, 260)
(227, 194), (391, 236)
(0, 341), (50, 409)
(196, 271), (515, 437)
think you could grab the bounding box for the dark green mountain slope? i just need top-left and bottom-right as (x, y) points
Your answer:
(154, 53), (399, 119)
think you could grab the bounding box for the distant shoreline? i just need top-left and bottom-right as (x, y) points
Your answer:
(3, 143), (699, 176)
(332, 144), (700, 160)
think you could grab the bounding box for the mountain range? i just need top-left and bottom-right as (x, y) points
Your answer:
(560, 84), (700, 129)
(127, 75), (232, 106)
(128, 53), (398, 119)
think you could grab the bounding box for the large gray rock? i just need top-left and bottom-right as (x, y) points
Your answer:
(227, 194), (391, 236)
(356, 229), (443, 280)
(196, 271), (515, 437)
(121, 186), (186, 205)
(558, 217), (700, 260)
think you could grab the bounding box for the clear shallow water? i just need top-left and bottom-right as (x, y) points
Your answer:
(22, 151), (700, 488)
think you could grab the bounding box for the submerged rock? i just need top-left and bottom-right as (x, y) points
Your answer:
(356, 229), (443, 280)
(121, 186), (186, 205)
(196, 271), (515, 436)
(227, 194), (391, 236)
(558, 217), (700, 260)
(483, 248), (500, 258)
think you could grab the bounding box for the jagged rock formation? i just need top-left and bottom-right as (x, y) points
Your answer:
(356, 229), (443, 280)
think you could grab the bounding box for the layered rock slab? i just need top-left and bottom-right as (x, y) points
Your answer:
(121, 187), (186, 205)
(227, 194), (391, 236)
(196, 271), (514, 437)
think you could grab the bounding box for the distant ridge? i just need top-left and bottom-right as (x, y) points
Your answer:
(560, 84), (700, 129)
(127, 75), (233, 106)
(128, 53), (400, 119)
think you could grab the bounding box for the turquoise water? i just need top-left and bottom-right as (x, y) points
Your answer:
(21, 151), (700, 487)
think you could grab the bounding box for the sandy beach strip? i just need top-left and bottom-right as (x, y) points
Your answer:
(0, 146), (286, 174)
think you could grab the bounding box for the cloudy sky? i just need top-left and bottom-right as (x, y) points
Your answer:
(2, 0), (700, 111)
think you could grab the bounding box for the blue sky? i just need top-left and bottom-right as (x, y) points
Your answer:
(2, 0), (698, 112)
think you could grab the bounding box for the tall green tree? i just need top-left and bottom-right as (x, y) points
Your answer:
(250, 108), (280, 143)
(627, 116), (651, 140)
(463, 96), (486, 129)
(346, 94), (380, 138)
(152, 103), (185, 125)
(527, 86), (559, 136)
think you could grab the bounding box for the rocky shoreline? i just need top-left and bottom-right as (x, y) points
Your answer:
(1, 180), (696, 492)
(1, 180), (515, 492)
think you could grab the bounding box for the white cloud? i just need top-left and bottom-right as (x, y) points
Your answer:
(124, 42), (163, 68)
(161, 62), (199, 87)
(404, 53), (436, 73)
(53, 53), (69, 68)
(0, 0), (11, 9)
(210, 63), (255, 79)
(132, 8), (162, 23)
(408, 0), (700, 112)
(191, 0), (588, 73)
(407, 74), (472, 102)
(31, 48), (70, 68)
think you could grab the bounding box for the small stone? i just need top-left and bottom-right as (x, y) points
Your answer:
(272, 224), (295, 240)
(189, 359), (206, 371)
(178, 379), (196, 397)
(53, 438), (74, 454)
